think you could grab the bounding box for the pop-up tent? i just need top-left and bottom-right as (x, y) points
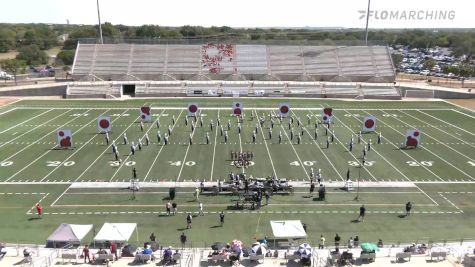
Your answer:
(93, 223), (138, 244)
(46, 223), (93, 248)
(270, 220), (307, 239)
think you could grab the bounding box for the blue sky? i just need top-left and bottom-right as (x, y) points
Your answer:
(1, 0), (472, 28)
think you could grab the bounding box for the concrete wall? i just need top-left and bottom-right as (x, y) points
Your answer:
(0, 85), (67, 97)
(399, 87), (474, 99)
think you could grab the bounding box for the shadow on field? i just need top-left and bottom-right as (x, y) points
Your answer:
(27, 217), (41, 221)
(350, 219), (360, 223)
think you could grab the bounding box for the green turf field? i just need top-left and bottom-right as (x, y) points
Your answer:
(0, 98), (474, 247)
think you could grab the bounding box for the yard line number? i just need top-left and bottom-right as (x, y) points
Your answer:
(169, 161), (196, 167)
(406, 161), (434, 167)
(109, 161), (136, 167)
(46, 161), (75, 167)
(0, 161), (14, 167)
(348, 160), (375, 166)
(290, 161), (317, 166)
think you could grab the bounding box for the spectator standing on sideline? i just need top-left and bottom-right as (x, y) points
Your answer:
(180, 232), (187, 248)
(405, 202), (412, 216)
(264, 191), (270, 205)
(219, 211), (225, 226)
(166, 201), (171, 216)
(149, 233), (156, 242)
(82, 245), (91, 263)
(354, 236), (359, 247)
(172, 202), (177, 215)
(358, 205), (366, 222)
(319, 235), (325, 249)
(110, 241), (118, 261)
(334, 234), (341, 248)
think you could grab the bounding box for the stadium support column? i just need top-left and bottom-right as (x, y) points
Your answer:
(97, 0), (103, 44)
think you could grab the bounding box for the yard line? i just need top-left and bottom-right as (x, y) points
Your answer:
(333, 111), (411, 181)
(143, 110), (183, 182)
(0, 109), (53, 135)
(109, 108), (166, 181)
(382, 110), (474, 178)
(0, 107), (16, 116)
(0, 109), (71, 149)
(417, 110), (475, 138)
(254, 109), (278, 179)
(175, 111), (200, 182)
(310, 107), (378, 181)
(40, 109), (127, 182)
(273, 111), (310, 180)
(450, 108), (475, 119)
(74, 108), (145, 182)
(0, 109), (85, 164)
(50, 184), (71, 207)
(400, 110), (475, 151)
(438, 192), (462, 213)
(209, 110), (220, 181)
(292, 110), (343, 181)
(366, 111), (457, 181)
(7, 109), (107, 182)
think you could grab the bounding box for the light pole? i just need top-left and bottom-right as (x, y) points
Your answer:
(364, 0), (371, 45)
(96, 0), (103, 44)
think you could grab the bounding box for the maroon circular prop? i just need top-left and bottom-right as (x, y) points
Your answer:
(280, 105), (289, 114)
(234, 108), (242, 115)
(189, 104), (198, 113)
(365, 119), (375, 128)
(58, 131), (64, 137)
(99, 119), (110, 129)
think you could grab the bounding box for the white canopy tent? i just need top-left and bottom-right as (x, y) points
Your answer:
(93, 223), (138, 244)
(270, 220), (307, 239)
(46, 223), (93, 248)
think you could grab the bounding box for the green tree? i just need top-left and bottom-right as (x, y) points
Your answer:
(0, 28), (16, 52)
(423, 59), (436, 70)
(16, 44), (48, 65)
(56, 50), (75, 65)
(0, 59), (26, 85)
(391, 54), (403, 67)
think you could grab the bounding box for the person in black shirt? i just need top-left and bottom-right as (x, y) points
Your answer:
(405, 202), (412, 216)
(358, 205), (366, 222)
(219, 211), (225, 226)
(334, 234), (341, 248)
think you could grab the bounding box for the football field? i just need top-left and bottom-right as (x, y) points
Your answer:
(0, 98), (474, 246)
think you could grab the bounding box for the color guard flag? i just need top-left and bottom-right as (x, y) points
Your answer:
(279, 103), (290, 117)
(232, 102), (243, 116)
(188, 103), (199, 116)
(405, 129), (421, 147)
(97, 116), (111, 133)
(140, 106), (152, 122)
(57, 129), (73, 148)
(362, 116), (376, 132)
(322, 107), (333, 124)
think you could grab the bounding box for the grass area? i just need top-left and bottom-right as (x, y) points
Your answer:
(0, 98), (474, 247)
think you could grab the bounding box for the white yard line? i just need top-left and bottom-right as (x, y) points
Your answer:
(0, 109), (85, 164)
(413, 184), (439, 206)
(74, 109), (140, 182)
(417, 110), (475, 137)
(382, 110), (474, 179)
(143, 110), (183, 182)
(295, 110), (344, 181)
(25, 192), (50, 214)
(367, 111), (451, 181)
(273, 111), (310, 180)
(0, 107), (17, 116)
(237, 116), (245, 174)
(175, 111), (200, 182)
(7, 109), (106, 182)
(40, 109), (125, 182)
(399, 110), (475, 151)
(209, 110), (220, 181)
(450, 109), (475, 119)
(334, 112), (411, 181)
(312, 107), (378, 181)
(438, 192), (463, 213)
(254, 109), (278, 179)
(50, 185), (71, 207)
(0, 109), (70, 149)
(13, 106), (456, 111)
(0, 109), (53, 135)
(109, 108), (167, 181)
